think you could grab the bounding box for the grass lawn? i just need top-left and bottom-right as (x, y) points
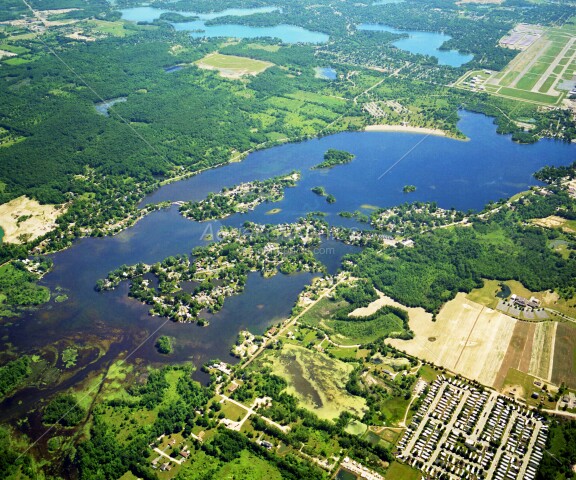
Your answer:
(0, 44), (29, 54)
(418, 364), (441, 383)
(386, 461), (422, 480)
(328, 346), (359, 360)
(466, 279), (501, 308)
(381, 396), (411, 425)
(221, 400), (247, 421)
(498, 86), (560, 105)
(88, 19), (130, 37)
(344, 419), (368, 436)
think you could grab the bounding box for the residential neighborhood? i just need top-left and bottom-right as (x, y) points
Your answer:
(397, 376), (548, 479)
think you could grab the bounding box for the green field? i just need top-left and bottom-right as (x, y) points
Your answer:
(386, 461), (422, 480)
(327, 313), (405, 345)
(497, 87), (559, 104)
(197, 53), (273, 76)
(216, 450), (283, 479)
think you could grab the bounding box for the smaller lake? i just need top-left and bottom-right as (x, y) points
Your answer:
(315, 67), (337, 80)
(164, 65), (184, 73)
(358, 23), (473, 67)
(94, 97), (126, 116)
(120, 7), (329, 44)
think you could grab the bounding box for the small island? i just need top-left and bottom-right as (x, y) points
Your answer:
(312, 149), (355, 169)
(155, 335), (173, 354)
(311, 186), (327, 196)
(326, 194), (336, 204)
(403, 184), (417, 193)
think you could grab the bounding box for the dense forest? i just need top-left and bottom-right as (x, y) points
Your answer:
(351, 188), (576, 314)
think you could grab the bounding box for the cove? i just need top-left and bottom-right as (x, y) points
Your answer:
(120, 6), (329, 44)
(358, 23), (473, 67)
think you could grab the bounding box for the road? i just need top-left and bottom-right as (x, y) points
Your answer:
(241, 274), (350, 370)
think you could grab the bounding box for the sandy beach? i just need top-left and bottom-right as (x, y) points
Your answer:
(364, 124), (447, 137)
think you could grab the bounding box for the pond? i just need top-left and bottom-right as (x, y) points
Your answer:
(315, 67), (337, 80)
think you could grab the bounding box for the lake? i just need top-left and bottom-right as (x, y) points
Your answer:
(120, 6), (329, 44)
(358, 23), (473, 67)
(94, 97), (127, 116)
(1, 111), (574, 418)
(315, 67), (337, 80)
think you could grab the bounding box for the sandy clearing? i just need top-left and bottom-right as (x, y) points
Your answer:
(533, 215), (576, 233)
(195, 53), (273, 79)
(0, 196), (65, 244)
(364, 124), (446, 136)
(350, 291), (433, 324)
(388, 293), (515, 386)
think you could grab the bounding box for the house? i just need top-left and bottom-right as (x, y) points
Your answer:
(180, 450), (190, 458)
(260, 440), (273, 449)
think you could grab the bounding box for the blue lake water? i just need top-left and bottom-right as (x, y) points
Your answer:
(2, 111), (574, 410)
(120, 6), (329, 44)
(94, 97), (127, 116)
(358, 23), (473, 67)
(315, 67), (337, 80)
(164, 65), (184, 73)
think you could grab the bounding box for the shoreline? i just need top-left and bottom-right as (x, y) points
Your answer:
(364, 124), (448, 137)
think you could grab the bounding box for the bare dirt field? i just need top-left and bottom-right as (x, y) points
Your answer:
(388, 293), (516, 386)
(493, 322), (535, 389)
(552, 322), (576, 388)
(0, 196), (65, 244)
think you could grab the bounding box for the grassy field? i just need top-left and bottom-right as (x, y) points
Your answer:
(552, 322), (576, 388)
(196, 53), (273, 79)
(344, 419), (367, 436)
(386, 461), (422, 480)
(221, 400), (247, 421)
(466, 279), (501, 308)
(298, 297), (348, 328)
(216, 450), (283, 479)
(259, 343), (366, 420)
(327, 312), (405, 345)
